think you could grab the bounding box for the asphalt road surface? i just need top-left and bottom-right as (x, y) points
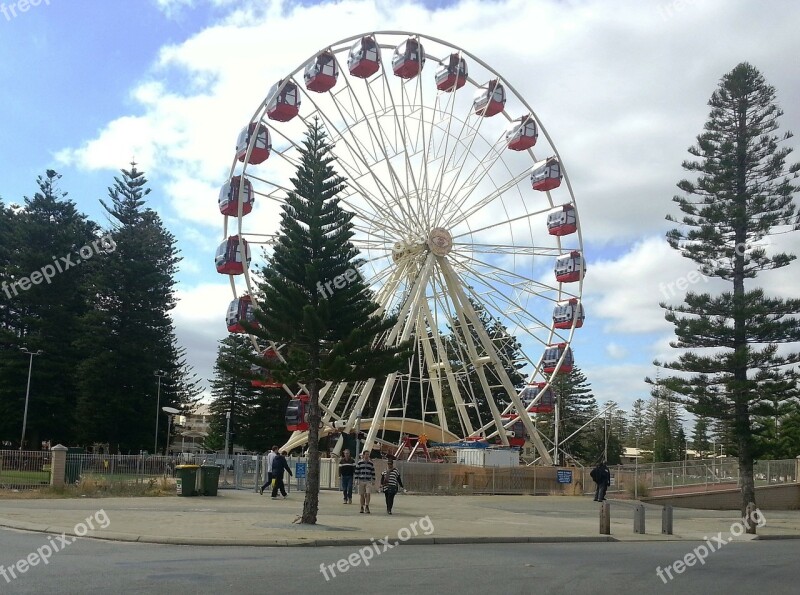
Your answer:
(1, 528), (797, 594)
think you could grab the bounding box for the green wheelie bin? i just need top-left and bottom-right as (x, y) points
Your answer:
(175, 464), (199, 496)
(199, 465), (220, 496)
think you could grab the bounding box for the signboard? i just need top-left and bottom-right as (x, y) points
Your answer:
(295, 462), (307, 479)
(556, 469), (573, 484)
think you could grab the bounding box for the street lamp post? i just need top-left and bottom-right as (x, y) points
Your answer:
(154, 371), (166, 455)
(162, 407), (180, 456)
(223, 411), (231, 484)
(19, 348), (43, 450)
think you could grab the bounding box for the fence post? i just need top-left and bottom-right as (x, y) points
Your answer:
(50, 444), (67, 487)
(634, 504), (646, 534)
(662, 505), (673, 535)
(600, 501), (610, 535)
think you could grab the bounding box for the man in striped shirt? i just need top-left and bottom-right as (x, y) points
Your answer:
(354, 451), (376, 513)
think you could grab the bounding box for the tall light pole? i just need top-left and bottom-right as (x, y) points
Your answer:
(223, 410), (231, 484)
(154, 370), (166, 455)
(162, 407), (180, 456)
(19, 348), (43, 450)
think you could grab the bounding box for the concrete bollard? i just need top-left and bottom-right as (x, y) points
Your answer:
(600, 501), (611, 535)
(634, 504), (646, 534)
(662, 505), (673, 535)
(50, 444), (67, 487)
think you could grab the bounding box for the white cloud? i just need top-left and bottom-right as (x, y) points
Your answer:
(605, 342), (628, 360)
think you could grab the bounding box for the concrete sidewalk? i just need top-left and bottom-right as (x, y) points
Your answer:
(1, 489), (799, 547)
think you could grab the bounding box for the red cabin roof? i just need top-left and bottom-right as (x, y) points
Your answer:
(226, 295), (258, 333)
(251, 348), (282, 388)
(531, 156), (562, 192)
(501, 415), (526, 446)
(506, 115), (538, 151)
(219, 175), (254, 218)
(435, 53), (467, 92)
(547, 204), (577, 236)
(392, 37), (425, 79)
(473, 79), (505, 117)
(542, 343), (573, 375)
(554, 250), (585, 283)
(304, 50), (339, 93)
(553, 298), (585, 330)
(347, 36), (381, 79)
(236, 122), (271, 165)
(215, 235), (251, 275)
(267, 79), (300, 122)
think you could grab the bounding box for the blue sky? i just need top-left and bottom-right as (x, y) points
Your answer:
(2, 0), (799, 424)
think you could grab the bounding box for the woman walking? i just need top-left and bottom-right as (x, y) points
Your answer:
(381, 459), (404, 515)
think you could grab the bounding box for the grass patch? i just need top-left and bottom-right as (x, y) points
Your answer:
(0, 475), (176, 499)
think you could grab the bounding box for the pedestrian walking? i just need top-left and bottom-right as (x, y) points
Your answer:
(260, 445), (279, 495)
(381, 459), (404, 515)
(591, 461), (611, 502)
(354, 451), (376, 513)
(270, 450), (293, 499)
(338, 449), (356, 504)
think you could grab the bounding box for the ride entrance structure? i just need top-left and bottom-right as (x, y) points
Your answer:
(218, 32), (585, 465)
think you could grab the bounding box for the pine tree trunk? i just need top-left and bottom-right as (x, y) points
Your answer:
(301, 381), (322, 524)
(736, 401), (757, 533)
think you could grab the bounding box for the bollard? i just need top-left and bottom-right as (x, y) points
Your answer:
(634, 504), (646, 534)
(600, 501), (611, 535)
(662, 505), (673, 535)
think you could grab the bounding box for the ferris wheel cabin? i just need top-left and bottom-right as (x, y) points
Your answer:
(226, 295), (258, 333)
(500, 415), (526, 447)
(236, 123), (271, 165)
(554, 250), (585, 283)
(521, 383), (555, 414)
(286, 394), (310, 431)
(435, 53), (468, 91)
(542, 343), (573, 375)
(553, 298), (585, 330)
(215, 235), (251, 275)
(506, 115), (538, 151)
(473, 79), (506, 117)
(251, 347), (283, 388)
(266, 79), (300, 122)
(531, 156), (562, 192)
(218, 175), (254, 217)
(348, 36), (381, 79)
(392, 37), (426, 79)
(547, 204), (577, 236)
(304, 50), (339, 93)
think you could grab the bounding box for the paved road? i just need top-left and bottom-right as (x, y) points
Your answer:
(1, 527), (797, 594)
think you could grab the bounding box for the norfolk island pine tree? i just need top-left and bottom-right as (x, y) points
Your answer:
(649, 63), (800, 531)
(245, 119), (409, 524)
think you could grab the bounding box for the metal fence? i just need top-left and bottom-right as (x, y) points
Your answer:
(0, 450), (51, 489)
(604, 458), (799, 497)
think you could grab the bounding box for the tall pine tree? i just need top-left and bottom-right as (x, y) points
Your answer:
(653, 63), (800, 529)
(249, 120), (408, 524)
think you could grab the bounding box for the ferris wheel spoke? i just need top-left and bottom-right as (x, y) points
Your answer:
(297, 84), (412, 235)
(445, 167), (532, 232)
(453, 242), (565, 257)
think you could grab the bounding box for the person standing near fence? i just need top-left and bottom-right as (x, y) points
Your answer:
(260, 446), (279, 495)
(355, 451), (376, 513)
(381, 459), (404, 515)
(591, 461), (611, 502)
(270, 450), (292, 499)
(338, 449), (356, 504)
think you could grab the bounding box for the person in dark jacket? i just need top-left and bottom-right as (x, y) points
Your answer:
(591, 461), (611, 502)
(271, 450), (293, 499)
(338, 449), (356, 504)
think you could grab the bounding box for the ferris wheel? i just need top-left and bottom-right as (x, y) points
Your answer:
(216, 31), (585, 464)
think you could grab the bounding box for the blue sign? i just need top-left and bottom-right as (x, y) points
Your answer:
(557, 469), (573, 484)
(295, 462), (307, 479)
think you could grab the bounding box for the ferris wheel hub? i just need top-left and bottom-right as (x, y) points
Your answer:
(427, 227), (453, 256)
